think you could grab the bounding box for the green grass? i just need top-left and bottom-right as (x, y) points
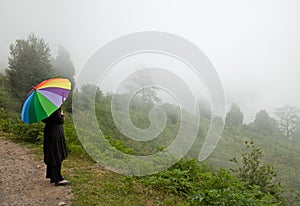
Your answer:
(63, 154), (185, 206)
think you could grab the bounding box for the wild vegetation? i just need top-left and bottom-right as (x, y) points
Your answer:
(1, 34), (300, 205)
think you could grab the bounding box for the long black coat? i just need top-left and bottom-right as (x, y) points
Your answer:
(42, 109), (67, 166)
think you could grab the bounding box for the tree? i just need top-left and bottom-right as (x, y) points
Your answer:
(6, 34), (55, 103)
(53, 45), (75, 84)
(274, 105), (300, 139)
(73, 83), (102, 111)
(126, 69), (161, 104)
(54, 46), (76, 112)
(225, 103), (243, 127)
(252, 110), (278, 135)
(230, 141), (283, 201)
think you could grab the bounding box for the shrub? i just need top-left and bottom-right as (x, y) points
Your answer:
(140, 158), (283, 205)
(0, 108), (43, 143)
(230, 141), (283, 202)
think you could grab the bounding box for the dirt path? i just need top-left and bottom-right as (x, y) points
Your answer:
(0, 136), (72, 206)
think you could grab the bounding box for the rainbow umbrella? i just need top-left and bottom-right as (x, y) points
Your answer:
(21, 78), (71, 124)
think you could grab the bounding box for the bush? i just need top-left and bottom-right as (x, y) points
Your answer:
(0, 108), (43, 143)
(230, 141), (283, 203)
(10, 122), (44, 143)
(140, 158), (283, 205)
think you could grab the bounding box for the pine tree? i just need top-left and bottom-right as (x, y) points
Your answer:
(225, 103), (243, 127)
(54, 45), (75, 84)
(53, 46), (76, 113)
(6, 34), (55, 103)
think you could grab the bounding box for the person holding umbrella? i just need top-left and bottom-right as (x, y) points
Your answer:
(42, 107), (70, 186)
(21, 78), (72, 186)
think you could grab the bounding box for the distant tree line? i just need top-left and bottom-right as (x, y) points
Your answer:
(225, 103), (300, 139)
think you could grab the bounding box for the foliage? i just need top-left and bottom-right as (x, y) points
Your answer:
(0, 33), (295, 204)
(61, 84), (286, 204)
(104, 135), (136, 155)
(0, 108), (44, 143)
(54, 46), (76, 113)
(225, 103), (244, 127)
(140, 158), (282, 205)
(0, 73), (9, 109)
(0, 72), (28, 112)
(53, 45), (75, 83)
(230, 141), (283, 200)
(93, 91), (182, 156)
(209, 124), (300, 205)
(73, 83), (103, 111)
(6, 33), (55, 104)
(0, 93), (290, 205)
(251, 110), (279, 136)
(63, 114), (87, 157)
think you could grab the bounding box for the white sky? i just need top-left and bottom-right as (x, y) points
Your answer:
(1, 0), (300, 122)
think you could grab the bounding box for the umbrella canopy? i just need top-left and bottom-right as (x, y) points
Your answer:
(21, 78), (71, 124)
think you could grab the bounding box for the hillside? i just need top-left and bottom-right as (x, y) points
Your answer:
(0, 78), (298, 205)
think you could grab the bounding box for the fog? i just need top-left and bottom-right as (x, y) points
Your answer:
(1, 0), (300, 122)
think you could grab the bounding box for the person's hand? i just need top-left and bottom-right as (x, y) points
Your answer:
(60, 109), (65, 118)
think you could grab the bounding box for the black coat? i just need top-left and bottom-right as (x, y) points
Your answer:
(42, 109), (67, 166)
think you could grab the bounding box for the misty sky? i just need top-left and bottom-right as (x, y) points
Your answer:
(1, 0), (300, 122)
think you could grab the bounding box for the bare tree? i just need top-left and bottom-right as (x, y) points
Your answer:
(126, 69), (161, 104)
(274, 105), (300, 139)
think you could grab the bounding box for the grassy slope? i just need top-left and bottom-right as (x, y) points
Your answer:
(206, 126), (300, 203)
(2, 98), (299, 204)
